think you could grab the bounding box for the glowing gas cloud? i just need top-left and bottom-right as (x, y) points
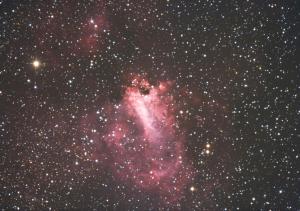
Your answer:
(84, 75), (194, 203)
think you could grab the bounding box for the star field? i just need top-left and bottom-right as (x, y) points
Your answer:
(0, 0), (299, 210)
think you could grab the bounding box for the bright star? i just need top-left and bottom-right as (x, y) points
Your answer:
(32, 60), (40, 68)
(190, 186), (196, 192)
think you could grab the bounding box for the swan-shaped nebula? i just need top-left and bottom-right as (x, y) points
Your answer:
(83, 75), (194, 203)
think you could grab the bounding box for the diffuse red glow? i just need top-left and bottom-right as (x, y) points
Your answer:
(85, 76), (194, 203)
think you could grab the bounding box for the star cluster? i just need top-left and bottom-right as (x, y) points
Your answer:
(0, 0), (299, 210)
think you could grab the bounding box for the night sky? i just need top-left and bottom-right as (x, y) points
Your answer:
(1, 0), (299, 210)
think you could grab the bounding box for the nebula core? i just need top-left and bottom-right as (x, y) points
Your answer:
(84, 76), (194, 203)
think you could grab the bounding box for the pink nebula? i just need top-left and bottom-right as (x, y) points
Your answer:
(86, 76), (194, 203)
